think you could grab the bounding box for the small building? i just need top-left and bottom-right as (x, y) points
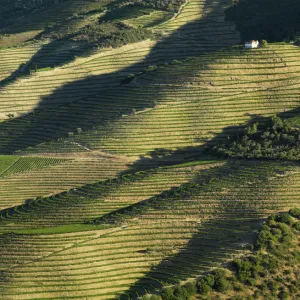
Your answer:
(245, 40), (259, 49)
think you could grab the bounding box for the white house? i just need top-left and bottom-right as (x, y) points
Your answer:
(245, 40), (259, 49)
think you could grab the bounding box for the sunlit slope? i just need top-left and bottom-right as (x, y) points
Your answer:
(0, 0), (239, 119)
(0, 161), (220, 230)
(0, 160), (298, 299)
(0, 154), (130, 209)
(1, 44), (298, 156)
(76, 44), (300, 155)
(0, 46), (40, 81)
(0, 155), (19, 175)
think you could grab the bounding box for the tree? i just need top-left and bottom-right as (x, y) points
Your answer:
(197, 279), (212, 295)
(260, 40), (268, 47)
(214, 277), (231, 292)
(161, 287), (174, 300)
(276, 213), (293, 225)
(212, 269), (232, 292)
(271, 116), (284, 130)
(289, 208), (300, 219)
(183, 282), (197, 296)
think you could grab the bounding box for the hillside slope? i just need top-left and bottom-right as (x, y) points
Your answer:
(0, 160), (299, 299)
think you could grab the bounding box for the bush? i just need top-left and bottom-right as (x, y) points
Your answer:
(292, 222), (300, 230)
(76, 128), (83, 135)
(146, 65), (158, 72)
(161, 287), (174, 300)
(212, 269), (232, 292)
(275, 213), (294, 226)
(173, 285), (188, 298)
(161, 283), (195, 300)
(183, 282), (197, 295)
(289, 208), (300, 219)
(74, 21), (154, 48)
(260, 40), (268, 47)
(197, 278), (212, 295)
(214, 277), (231, 292)
(278, 290), (289, 300)
(209, 115), (300, 161)
(150, 296), (161, 300)
(233, 259), (253, 282)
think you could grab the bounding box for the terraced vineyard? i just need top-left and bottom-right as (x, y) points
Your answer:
(0, 0), (239, 119)
(0, 160), (299, 299)
(0, 0), (299, 299)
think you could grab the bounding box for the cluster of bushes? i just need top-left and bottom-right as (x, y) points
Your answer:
(226, 0), (300, 42)
(72, 21), (155, 48)
(142, 209), (300, 300)
(157, 268), (234, 299)
(231, 210), (300, 299)
(160, 282), (197, 300)
(212, 115), (300, 160)
(145, 270), (232, 300)
(113, 0), (186, 12)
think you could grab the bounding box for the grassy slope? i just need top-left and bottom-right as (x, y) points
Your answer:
(0, 155), (19, 175)
(0, 0), (237, 120)
(0, 156), (67, 178)
(0, 160), (298, 299)
(1, 44), (298, 156)
(0, 155), (131, 209)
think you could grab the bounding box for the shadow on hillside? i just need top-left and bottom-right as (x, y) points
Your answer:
(117, 106), (300, 175)
(0, 159), (270, 294)
(119, 217), (260, 299)
(0, 107), (298, 227)
(0, 0), (240, 154)
(90, 160), (279, 299)
(0, 40), (96, 90)
(0, 151), (297, 294)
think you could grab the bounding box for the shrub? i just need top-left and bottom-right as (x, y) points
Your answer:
(183, 282), (197, 296)
(278, 290), (289, 300)
(150, 295), (161, 300)
(209, 115), (299, 161)
(268, 280), (279, 294)
(161, 287), (174, 300)
(271, 116), (284, 130)
(197, 273), (216, 295)
(212, 269), (231, 292)
(233, 259), (253, 282)
(214, 277), (231, 292)
(260, 40), (268, 47)
(276, 213), (294, 225)
(146, 65), (158, 72)
(292, 222), (300, 230)
(74, 21), (154, 48)
(173, 285), (188, 298)
(197, 280), (212, 295)
(205, 274), (215, 287)
(289, 208), (300, 219)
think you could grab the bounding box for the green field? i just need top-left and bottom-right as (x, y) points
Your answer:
(0, 0), (299, 299)
(0, 155), (19, 175)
